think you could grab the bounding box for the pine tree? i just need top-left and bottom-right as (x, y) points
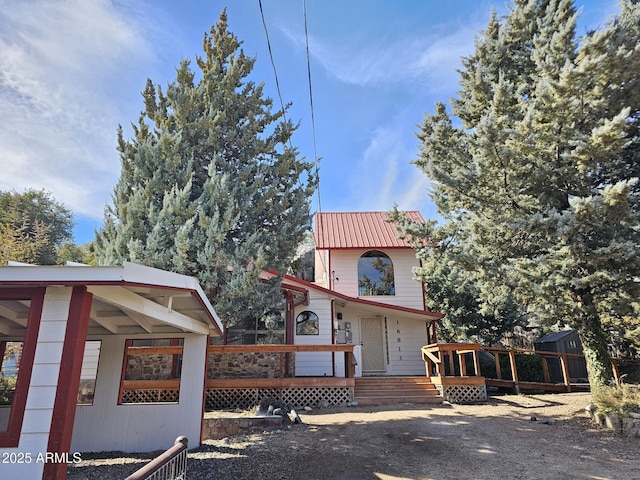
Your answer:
(95, 10), (317, 328)
(392, 0), (640, 386)
(0, 189), (74, 265)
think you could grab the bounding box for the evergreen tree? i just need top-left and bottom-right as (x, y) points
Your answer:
(392, 0), (640, 386)
(95, 10), (317, 328)
(0, 189), (74, 265)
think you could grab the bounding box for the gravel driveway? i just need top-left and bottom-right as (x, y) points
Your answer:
(67, 392), (639, 480)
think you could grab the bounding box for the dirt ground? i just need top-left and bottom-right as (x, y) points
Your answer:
(67, 392), (639, 480)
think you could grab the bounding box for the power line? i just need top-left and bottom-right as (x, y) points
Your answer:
(258, 0), (293, 150)
(303, 0), (322, 215)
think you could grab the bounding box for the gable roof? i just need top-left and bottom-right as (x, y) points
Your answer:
(535, 329), (577, 344)
(0, 261), (224, 336)
(315, 211), (424, 249)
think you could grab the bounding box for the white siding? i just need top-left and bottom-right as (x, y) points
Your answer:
(80, 341), (101, 380)
(294, 291), (333, 376)
(385, 317), (430, 375)
(335, 305), (430, 376)
(71, 333), (207, 453)
(0, 287), (73, 480)
(328, 249), (424, 310)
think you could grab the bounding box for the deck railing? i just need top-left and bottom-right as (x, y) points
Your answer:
(422, 343), (640, 394)
(125, 436), (188, 480)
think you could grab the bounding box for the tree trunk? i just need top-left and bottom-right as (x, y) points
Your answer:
(575, 291), (613, 388)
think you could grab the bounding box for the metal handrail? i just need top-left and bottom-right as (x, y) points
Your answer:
(125, 436), (188, 480)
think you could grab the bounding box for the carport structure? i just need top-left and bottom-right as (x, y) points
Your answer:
(0, 262), (222, 480)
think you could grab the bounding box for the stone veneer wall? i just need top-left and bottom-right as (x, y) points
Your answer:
(126, 354), (174, 380)
(202, 414), (284, 439)
(207, 352), (295, 379)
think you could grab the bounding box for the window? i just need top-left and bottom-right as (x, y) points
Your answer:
(358, 250), (395, 296)
(0, 288), (45, 447)
(119, 338), (184, 404)
(226, 310), (285, 345)
(77, 341), (102, 405)
(296, 311), (319, 335)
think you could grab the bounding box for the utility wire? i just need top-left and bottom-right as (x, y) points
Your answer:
(303, 0), (322, 215)
(258, 0), (293, 150)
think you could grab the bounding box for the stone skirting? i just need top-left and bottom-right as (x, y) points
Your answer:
(202, 414), (284, 440)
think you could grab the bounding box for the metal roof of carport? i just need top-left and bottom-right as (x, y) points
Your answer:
(0, 261), (223, 337)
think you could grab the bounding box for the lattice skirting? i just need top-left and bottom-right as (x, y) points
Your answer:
(121, 389), (180, 404)
(435, 384), (487, 404)
(206, 386), (353, 410)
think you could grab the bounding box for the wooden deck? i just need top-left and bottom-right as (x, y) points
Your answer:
(485, 378), (590, 393)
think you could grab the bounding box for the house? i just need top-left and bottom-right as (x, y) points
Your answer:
(0, 262), (223, 480)
(205, 211), (445, 410)
(306, 211), (440, 376)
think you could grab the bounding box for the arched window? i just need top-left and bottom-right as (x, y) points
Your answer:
(296, 311), (319, 335)
(358, 250), (395, 296)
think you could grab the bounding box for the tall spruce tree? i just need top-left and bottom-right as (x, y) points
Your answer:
(391, 0), (640, 386)
(95, 10), (317, 328)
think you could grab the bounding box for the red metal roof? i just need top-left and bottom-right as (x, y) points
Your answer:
(315, 211), (425, 249)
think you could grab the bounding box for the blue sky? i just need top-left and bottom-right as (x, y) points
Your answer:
(0, 0), (619, 245)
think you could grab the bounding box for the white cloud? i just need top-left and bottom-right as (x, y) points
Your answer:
(280, 13), (486, 92)
(0, 0), (153, 218)
(346, 124), (426, 211)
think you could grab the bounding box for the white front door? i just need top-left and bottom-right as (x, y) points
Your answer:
(360, 316), (386, 373)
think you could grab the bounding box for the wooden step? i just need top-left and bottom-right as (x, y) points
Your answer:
(354, 376), (442, 405)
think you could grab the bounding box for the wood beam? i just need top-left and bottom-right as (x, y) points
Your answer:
(89, 307), (119, 334)
(124, 310), (155, 334)
(0, 304), (28, 328)
(87, 286), (209, 335)
(0, 322), (13, 336)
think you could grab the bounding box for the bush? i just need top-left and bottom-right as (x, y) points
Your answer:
(480, 353), (544, 382)
(592, 384), (640, 415)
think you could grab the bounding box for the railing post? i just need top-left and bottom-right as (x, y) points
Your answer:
(495, 352), (502, 380)
(448, 349), (455, 376)
(508, 350), (520, 394)
(541, 355), (550, 383)
(560, 354), (571, 392)
(472, 350), (481, 376)
(435, 351), (444, 376)
(424, 352), (432, 377)
(459, 352), (467, 376)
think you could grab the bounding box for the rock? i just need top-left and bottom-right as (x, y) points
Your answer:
(319, 400), (329, 408)
(350, 401), (359, 407)
(530, 415), (537, 422)
(604, 412), (620, 431)
(540, 418), (556, 425)
(628, 412), (640, 419)
(304, 406), (313, 411)
(442, 401), (452, 406)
